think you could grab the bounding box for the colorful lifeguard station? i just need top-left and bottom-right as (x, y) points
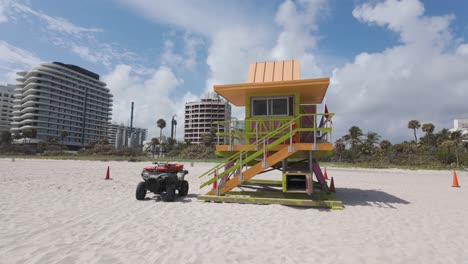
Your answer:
(198, 60), (342, 209)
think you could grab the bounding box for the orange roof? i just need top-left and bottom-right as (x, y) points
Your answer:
(214, 60), (330, 106)
(247, 60), (300, 83)
(214, 78), (330, 106)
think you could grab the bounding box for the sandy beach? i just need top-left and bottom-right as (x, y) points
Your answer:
(0, 158), (467, 264)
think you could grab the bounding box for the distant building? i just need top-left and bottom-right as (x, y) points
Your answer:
(184, 92), (231, 144)
(454, 119), (468, 130)
(108, 123), (147, 148)
(11, 62), (113, 148)
(453, 119), (468, 136)
(0, 84), (15, 133)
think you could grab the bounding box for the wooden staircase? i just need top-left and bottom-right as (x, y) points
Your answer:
(199, 116), (302, 192)
(206, 145), (298, 195)
(197, 113), (343, 209)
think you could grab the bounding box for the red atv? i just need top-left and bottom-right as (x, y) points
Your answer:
(136, 162), (189, 201)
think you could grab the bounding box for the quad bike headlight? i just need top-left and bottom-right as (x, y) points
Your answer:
(141, 170), (150, 179)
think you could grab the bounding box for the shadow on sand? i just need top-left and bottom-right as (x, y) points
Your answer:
(336, 188), (410, 208)
(142, 193), (198, 203)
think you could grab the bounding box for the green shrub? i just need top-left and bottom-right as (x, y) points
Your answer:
(178, 145), (216, 159)
(434, 149), (456, 164)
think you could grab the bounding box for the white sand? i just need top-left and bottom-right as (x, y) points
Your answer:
(0, 158), (467, 264)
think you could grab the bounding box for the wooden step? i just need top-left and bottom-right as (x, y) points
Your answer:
(207, 146), (297, 195)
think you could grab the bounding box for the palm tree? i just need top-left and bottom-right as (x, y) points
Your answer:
(440, 140), (454, 164)
(379, 140), (392, 152)
(156, 118), (166, 141)
(22, 129), (33, 144)
(360, 131), (381, 157)
(334, 139), (346, 161)
(150, 137), (160, 158)
(450, 130), (463, 167)
(435, 128), (451, 147)
(166, 137), (176, 152)
(60, 131), (68, 142)
(342, 126), (363, 161)
(1, 131), (12, 145)
(408, 120), (421, 143)
(365, 131), (380, 146)
(59, 131), (68, 149)
(421, 123), (435, 147)
(379, 139), (392, 160)
(422, 123), (435, 134)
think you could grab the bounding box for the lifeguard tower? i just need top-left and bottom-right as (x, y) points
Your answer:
(198, 60), (342, 209)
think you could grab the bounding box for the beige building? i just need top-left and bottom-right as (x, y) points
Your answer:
(184, 92), (231, 144)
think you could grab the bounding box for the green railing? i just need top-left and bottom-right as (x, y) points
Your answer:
(215, 113), (334, 146)
(199, 116), (300, 190)
(199, 113), (334, 193)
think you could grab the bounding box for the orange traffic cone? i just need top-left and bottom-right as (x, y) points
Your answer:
(105, 166), (111, 180)
(324, 167), (329, 180)
(452, 170), (460, 188)
(212, 170), (217, 189)
(329, 177), (335, 192)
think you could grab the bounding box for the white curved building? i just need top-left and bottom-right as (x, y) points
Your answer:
(0, 84), (15, 133)
(11, 62), (113, 148)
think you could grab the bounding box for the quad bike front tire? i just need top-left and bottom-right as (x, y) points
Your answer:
(178, 180), (189, 196)
(136, 182), (147, 200)
(162, 187), (176, 202)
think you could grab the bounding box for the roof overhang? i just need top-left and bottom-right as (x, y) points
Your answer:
(214, 78), (330, 106)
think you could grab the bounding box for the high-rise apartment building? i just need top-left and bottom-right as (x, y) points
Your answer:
(0, 84), (15, 133)
(184, 92), (231, 144)
(11, 62), (113, 148)
(107, 123), (147, 148)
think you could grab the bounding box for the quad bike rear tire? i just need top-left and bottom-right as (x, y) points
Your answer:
(163, 187), (176, 202)
(136, 181), (147, 200)
(178, 180), (189, 196)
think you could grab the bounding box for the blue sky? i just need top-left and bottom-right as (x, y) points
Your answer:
(1, 0), (467, 143)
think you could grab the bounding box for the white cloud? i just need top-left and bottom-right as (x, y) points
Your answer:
(0, 1), (141, 70)
(329, 0), (468, 142)
(205, 25), (274, 120)
(352, 0), (454, 49)
(70, 44), (100, 63)
(204, 0), (328, 119)
(205, 25), (271, 90)
(160, 40), (183, 69)
(69, 42), (136, 68)
(121, 0), (328, 123)
(457, 43), (468, 55)
(6, 0), (102, 36)
(0, 4), (8, 23)
(0, 40), (41, 84)
(103, 64), (190, 140)
(0, 40), (41, 66)
(271, 0), (326, 78)
(182, 33), (204, 69)
(119, 0), (263, 36)
(160, 33), (204, 70)
(122, 0), (468, 143)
